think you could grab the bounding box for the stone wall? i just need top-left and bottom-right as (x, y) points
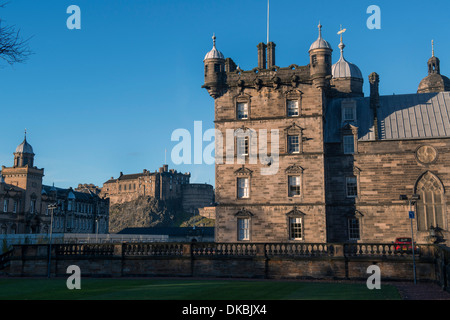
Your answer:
(326, 138), (450, 245)
(5, 243), (447, 286)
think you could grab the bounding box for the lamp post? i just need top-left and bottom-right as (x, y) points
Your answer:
(399, 194), (420, 285)
(47, 203), (58, 278)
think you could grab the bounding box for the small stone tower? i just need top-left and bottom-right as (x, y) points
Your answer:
(202, 34), (226, 98)
(14, 131), (35, 168)
(309, 23), (333, 89)
(418, 40), (450, 93)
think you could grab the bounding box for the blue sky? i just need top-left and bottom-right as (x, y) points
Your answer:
(0, 0), (448, 189)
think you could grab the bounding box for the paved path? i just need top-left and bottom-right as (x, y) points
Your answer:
(394, 282), (450, 300)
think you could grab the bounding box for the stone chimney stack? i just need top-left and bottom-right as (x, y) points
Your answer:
(257, 42), (267, 69)
(369, 72), (380, 140)
(267, 42), (276, 68)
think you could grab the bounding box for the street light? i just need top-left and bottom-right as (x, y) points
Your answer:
(47, 203), (58, 278)
(399, 194), (420, 285)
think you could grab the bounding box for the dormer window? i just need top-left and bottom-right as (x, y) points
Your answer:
(342, 100), (357, 123)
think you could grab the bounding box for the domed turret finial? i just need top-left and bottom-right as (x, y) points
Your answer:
(337, 25), (347, 55)
(318, 22), (322, 38)
(212, 33), (216, 47)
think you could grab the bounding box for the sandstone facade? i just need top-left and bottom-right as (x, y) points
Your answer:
(202, 26), (450, 245)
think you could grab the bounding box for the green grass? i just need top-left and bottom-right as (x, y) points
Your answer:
(0, 278), (402, 300)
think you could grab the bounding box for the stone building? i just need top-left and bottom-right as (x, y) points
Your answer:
(203, 27), (450, 245)
(0, 134), (109, 235)
(101, 165), (191, 204)
(41, 185), (109, 234)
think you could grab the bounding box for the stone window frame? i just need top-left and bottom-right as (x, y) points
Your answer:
(234, 93), (252, 121)
(235, 208), (254, 241)
(234, 166), (253, 200)
(234, 127), (257, 164)
(285, 89), (303, 118)
(341, 124), (358, 155)
(414, 171), (447, 231)
(345, 166), (361, 200)
(285, 164), (304, 201)
(286, 207), (306, 241)
(284, 122), (304, 155)
(347, 210), (364, 242)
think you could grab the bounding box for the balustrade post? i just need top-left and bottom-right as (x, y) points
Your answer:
(114, 244), (123, 257)
(182, 243), (192, 257)
(256, 243), (266, 257)
(334, 244), (345, 258)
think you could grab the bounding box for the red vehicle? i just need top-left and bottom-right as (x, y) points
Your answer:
(394, 238), (419, 254)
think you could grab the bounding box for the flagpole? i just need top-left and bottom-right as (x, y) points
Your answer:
(267, 0), (270, 44)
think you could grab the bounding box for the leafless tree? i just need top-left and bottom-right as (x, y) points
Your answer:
(0, 2), (32, 65)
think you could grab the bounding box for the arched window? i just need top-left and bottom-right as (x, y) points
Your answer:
(415, 172), (445, 231)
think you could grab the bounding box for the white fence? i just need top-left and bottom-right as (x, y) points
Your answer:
(0, 233), (169, 254)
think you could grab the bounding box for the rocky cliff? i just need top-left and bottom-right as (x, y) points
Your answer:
(108, 196), (214, 233)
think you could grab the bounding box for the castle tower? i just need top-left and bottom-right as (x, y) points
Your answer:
(418, 40), (450, 93)
(331, 27), (363, 97)
(203, 34), (226, 98)
(309, 23), (333, 89)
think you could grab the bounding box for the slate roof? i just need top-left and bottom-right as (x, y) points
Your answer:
(325, 92), (450, 142)
(42, 185), (100, 201)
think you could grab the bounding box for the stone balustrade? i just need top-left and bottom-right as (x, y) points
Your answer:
(3, 242), (446, 288)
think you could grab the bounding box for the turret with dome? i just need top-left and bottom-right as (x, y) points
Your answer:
(309, 23), (333, 89)
(331, 27), (364, 97)
(202, 34), (226, 98)
(418, 40), (450, 94)
(14, 130), (35, 168)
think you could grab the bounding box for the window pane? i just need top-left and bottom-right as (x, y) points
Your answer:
(290, 217), (302, 240)
(237, 103), (248, 119)
(417, 203), (427, 231)
(343, 136), (354, 154)
(288, 176), (301, 197)
(348, 218), (360, 240)
(238, 218), (250, 240)
(237, 137), (249, 156)
(435, 204), (444, 229)
(343, 107), (354, 121)
(288, 135), (300, 153)
(287, 100), (299, 117)
(237, 178), (249, 198)
(346, 177), (357, 198)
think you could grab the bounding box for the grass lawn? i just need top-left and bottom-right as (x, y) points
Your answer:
(0, 278), (402, 300)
